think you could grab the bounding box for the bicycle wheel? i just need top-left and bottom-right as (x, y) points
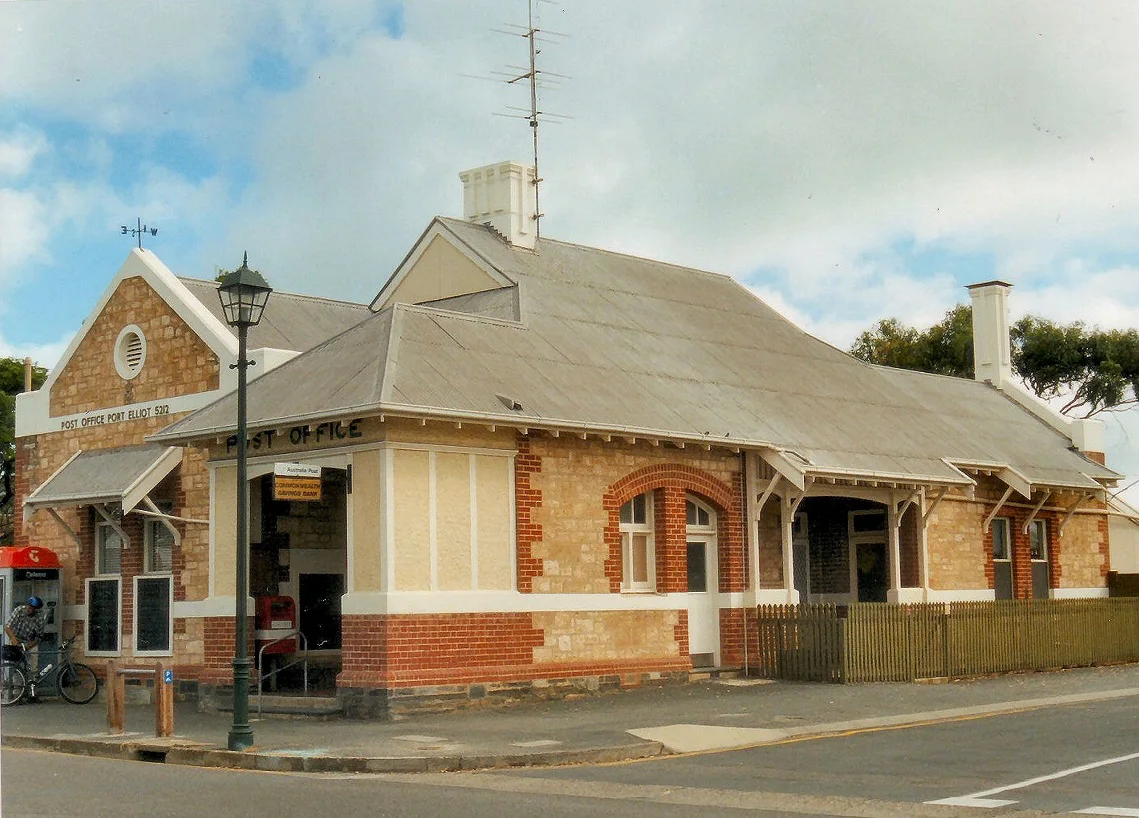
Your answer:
(58, 663), (98, 704)
(1, 663), (27, 706)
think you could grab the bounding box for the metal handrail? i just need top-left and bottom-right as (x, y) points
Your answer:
(256, 630), (308, 716)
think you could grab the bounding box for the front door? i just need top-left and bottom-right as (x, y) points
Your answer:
(686, 539), (719, 668)
(855, 542), (888, 602)
(1029, 520), (1050, 599)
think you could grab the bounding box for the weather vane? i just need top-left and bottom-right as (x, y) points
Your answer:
(121, 217), (159, 249)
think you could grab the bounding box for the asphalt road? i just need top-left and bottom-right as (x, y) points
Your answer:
(3, 694), (1136, 817)
(500, 694), (1139, 814)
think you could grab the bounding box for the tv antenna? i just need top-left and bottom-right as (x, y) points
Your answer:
(121, 216), (159, 250)
(489, 0), (570, 239)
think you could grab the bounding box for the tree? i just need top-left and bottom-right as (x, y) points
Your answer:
(850, 305), (973, 379)
(1, 357), (48, 544)
(850, 306), (1139, 419)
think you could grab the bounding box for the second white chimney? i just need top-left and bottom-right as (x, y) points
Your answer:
(459, 161), (537, 250)
(967, 280), (1013, 387)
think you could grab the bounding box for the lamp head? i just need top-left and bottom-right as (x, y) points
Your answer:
(217, 252), (272, 328)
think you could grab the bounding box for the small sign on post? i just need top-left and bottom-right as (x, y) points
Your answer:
(273, 462), (322, 502)
(156, 663), (173, 738)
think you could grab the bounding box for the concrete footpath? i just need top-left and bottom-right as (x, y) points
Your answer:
(3, 664), (1139, 774)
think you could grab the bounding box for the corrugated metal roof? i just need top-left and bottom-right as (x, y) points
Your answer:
(178, 277), (370, 352)
(154, 218), (1119, 491)
(24, 444), (182, 511)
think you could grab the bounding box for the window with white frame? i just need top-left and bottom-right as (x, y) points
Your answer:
(620, 492), (655, 592)
(145, 512), (175, 574)
(138, 509), (174, 654)
(992, 517), (1013, 600)
(86, 577), (120, 655)
(135, 575), (172, 655)
(96, 520), (123, 575)
(686, 499), (711, 527)
(1028, 519), (1048, 561)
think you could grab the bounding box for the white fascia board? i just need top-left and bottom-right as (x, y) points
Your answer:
(997, 466), (1033, 500)
(41, 249), (237, 396)
(1000, 379), (1107, 454)
(122, 446), (183, 513)
(370, 219), (516, 311)
(18, 388), (231, 437)
(18, 249), (239, 436)
(759, 449), (808, 491)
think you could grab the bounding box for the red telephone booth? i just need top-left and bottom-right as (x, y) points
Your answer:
(0, 546), (63, 653)
(254, 595), (297, 655)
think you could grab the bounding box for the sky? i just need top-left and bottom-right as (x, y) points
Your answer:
(3, 0), (1139, 497)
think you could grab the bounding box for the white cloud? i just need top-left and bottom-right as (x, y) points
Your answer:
(0, 187), (48, 278)
(0, 329), (73, 370)
(6, 0), (1139, 475)
(0, 126), (46, 178)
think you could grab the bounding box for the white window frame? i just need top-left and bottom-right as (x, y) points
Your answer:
(1028, 519), (1048, 562)
(992, 517), (1012, 562)
(847, 508), (888, 602)
(144, 511), (175, 574)
(620, 492), (656, 592)
(96, 520), (123, 575)
(133, 575), (173, 657)
(684, 497), (717, 593)
(85, 576), (121, 657)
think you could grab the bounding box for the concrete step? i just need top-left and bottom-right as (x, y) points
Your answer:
(689, 666), (743, 682)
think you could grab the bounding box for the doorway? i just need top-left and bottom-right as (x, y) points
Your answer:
(299, 573), (343, 650)
(855, 542), (888, 602)
(685, 497), (719, 668)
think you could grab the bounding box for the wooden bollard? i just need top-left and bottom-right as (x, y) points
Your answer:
(107, 660), (125, 734)
(106, 662), (175, 738)
(156, 662), (173, 738)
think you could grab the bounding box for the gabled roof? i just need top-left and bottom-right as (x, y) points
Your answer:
(178, 277), (370, 352)
(152, 217), (1119, 493)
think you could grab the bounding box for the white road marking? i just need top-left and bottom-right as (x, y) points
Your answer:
(926, 750), (1139, 808)
(926, 796), (1018, 808)
(1072, 809), (1139, 816)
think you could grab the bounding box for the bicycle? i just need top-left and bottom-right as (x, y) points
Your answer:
(1, 636), (99, 705)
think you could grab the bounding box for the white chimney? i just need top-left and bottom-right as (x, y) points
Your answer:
(967, 280), (1013, 387)
(459, 161), (537, 250)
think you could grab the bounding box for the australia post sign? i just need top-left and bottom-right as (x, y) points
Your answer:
(273, 462), (322, 502)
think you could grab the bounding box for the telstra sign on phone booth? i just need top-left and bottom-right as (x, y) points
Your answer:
(0, 546), (62, 653)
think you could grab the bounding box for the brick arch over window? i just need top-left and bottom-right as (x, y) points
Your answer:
(604, 464), (745, 595)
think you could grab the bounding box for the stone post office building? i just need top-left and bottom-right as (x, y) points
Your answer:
(15, 162), (1121, 716)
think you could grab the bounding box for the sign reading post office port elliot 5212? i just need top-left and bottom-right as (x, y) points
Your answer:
(272, 462), (322, 502)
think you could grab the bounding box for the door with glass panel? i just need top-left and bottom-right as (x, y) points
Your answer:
(1029, 519), (1050, 599)
(686, 498), (719, 668)
(992, 518), (1013, 600)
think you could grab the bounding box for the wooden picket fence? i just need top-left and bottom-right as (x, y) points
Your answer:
(753, 598), (1139, 683)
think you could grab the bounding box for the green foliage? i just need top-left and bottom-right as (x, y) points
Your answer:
(850, 307), (1139, 418)
(1013, 318), (1139, 417)
(850, 305), (974, 378)
(1, 357), (49, 544)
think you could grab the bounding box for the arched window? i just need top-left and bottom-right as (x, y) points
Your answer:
(620, 492), (655, 592)
(686, 498), (712, 527)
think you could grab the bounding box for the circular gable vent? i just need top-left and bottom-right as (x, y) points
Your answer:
(114, 325), (147, 380)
